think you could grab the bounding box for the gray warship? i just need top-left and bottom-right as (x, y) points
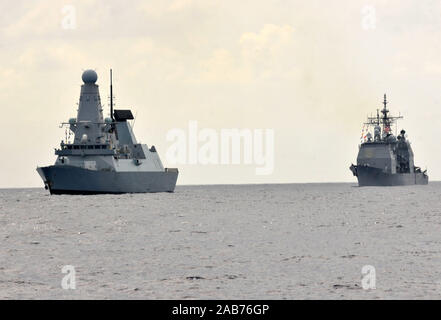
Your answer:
(350, 94), (428, 186)
(37, 69), (178, 194)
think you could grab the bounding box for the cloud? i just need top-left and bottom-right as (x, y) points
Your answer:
(1, 0), (59, 38)
(198, 48), (248, 83)
(140, 0), (219, 17)
(240, 24), (294, 62)
(197, 24), (295, 83)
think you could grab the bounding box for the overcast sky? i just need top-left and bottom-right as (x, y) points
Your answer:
(1, 0), (441, 188)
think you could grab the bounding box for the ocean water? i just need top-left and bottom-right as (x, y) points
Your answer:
(1, 183), (441, 299)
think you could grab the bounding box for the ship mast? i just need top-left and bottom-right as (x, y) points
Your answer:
(110, 69), (114, 120)
(380, 94), (402, 134)
(381, 94), (391, 133)
(364, 94), (403, 140)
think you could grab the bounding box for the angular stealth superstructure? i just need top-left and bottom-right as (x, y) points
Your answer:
(37, 69), (178, 194)
(349, 94), (428, 186)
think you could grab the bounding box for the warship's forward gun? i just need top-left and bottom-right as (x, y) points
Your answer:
(36, 69), (178, 194)
(349, 94), (428, 186)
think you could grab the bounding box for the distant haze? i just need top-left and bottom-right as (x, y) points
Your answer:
(1, 0), (440, 188)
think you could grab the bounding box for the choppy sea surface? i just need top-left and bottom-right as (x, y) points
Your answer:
(1, 183), (441, 299)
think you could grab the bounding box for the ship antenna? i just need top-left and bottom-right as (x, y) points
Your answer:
(110, 69), (114, 120)
(381, 93), (390, 132)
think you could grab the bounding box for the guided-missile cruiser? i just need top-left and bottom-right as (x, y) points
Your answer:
(37, 69), (178, 194)
(350, 94), (428, 186)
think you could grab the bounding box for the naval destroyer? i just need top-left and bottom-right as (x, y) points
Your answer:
(37, 69), (178, 194)
(350, 94), (428, 186)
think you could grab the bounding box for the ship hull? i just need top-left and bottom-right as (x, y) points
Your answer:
(350, 165), (428, 186)
(37, 165), (178, 194)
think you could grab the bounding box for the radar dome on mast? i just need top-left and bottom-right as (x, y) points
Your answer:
(82, 69), (98, 84)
